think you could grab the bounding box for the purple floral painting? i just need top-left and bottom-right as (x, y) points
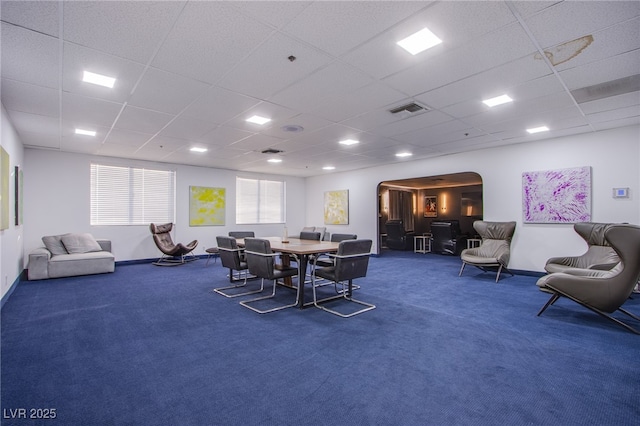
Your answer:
(522, 166), (591, 223)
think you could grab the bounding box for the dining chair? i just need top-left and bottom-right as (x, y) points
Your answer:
(311, 239), (375, 317)
(213, 236), (262, 298)
(240, 238), (299, 314)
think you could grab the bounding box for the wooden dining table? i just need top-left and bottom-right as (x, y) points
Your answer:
(236, 237), (340, 308)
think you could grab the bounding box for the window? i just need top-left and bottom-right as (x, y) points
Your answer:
(236, 177), (285, 224)
(91, 164), (175, 225)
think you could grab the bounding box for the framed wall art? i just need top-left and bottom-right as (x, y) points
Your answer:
(189, 186), (225, 226)
(0, 147), (9, 230)
(424, 196), (437, 218)
(324, 189), (349, 225)
(522, 166), (591, 223)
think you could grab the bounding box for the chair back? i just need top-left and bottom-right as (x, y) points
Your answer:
(334, 239), (372, 282)
(472, 221), (516, 266)
(229, 231), (255, 239)
(244, 238), (276, 280)
(331, 233), (357, 242)
(600, 225), (640, 307)
(216, 236), (244, 270)
(300, 231), (321, 241)
(150, 223), (176, 254)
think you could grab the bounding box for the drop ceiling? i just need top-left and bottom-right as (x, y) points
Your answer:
(1, 1), (639, 178)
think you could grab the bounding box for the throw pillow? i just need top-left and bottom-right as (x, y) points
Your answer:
(61, 233), (103, 254)
(42, 234), (70, 255)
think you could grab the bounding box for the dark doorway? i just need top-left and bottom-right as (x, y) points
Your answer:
(377, 172), (483, 253)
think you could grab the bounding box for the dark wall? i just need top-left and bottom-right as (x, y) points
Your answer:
(416, 185), (482, 236)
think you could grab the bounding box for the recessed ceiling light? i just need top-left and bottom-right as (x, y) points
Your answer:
(82, 70), (116, 88)
(323, 166), (335, 170)
(75, 128), (96, 137)
(190, 147), (208, 153)
(246, 115), (271, 125)
(527, 126), (550, 134)
(482, 94), (513, 107)
(397, 27), (442, 55)
(395, 152), (413, 158)
(267, 158), (282, 163)
(339, 139), (359, 146)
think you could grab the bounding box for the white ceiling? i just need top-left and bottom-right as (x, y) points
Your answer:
(2, 1), (639, 178)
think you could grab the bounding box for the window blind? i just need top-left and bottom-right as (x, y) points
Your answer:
(236, 177), (285, 224)
(91, 164), (175, 225)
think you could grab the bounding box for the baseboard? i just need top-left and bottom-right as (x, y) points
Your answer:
(1, 272), (24, 310)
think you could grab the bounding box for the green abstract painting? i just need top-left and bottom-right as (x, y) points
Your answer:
(324, 189), (349, 225)
(189, 186), (225, 226)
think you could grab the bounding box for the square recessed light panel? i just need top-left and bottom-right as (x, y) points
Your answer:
(397, 27), (442, 55)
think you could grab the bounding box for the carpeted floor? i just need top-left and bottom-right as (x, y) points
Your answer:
(2, 250), (639, 425)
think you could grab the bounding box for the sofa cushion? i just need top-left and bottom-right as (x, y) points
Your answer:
(61, 233), (103, 254)
(42, 234), (70, 255)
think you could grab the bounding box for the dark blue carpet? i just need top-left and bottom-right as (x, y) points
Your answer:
(2, 251), (639, 426)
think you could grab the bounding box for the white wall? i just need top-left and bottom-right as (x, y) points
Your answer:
(23, 150), (307, 263)
(305, 125), (640, 272)
(1, 104), (25, 300)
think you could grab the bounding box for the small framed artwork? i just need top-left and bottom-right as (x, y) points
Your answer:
(424, 196), (437, 218)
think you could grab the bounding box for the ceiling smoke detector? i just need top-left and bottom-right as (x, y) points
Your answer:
(389, 102), (429, 115)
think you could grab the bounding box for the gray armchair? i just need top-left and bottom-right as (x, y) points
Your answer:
(536, 224), (640, 334)
(544, 222), (620, 273)
(213, 236), (262, 298)
(459, 221), (516, 282)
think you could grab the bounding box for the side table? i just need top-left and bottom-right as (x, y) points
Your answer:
(414, 235), (431, 254)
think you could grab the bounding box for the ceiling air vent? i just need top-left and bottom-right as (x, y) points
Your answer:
(261, 148), (283, 154)
(389, 102), (428, 115)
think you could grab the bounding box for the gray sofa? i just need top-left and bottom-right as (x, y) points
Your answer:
(28, 233), (115, 280)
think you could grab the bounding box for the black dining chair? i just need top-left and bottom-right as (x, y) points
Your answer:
(213, 236), (262, 298)
(311, 239), (375, 317)
(240, 238), (299, 314)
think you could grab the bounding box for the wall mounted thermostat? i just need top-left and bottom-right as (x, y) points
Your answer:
(612, 187), (629, 198)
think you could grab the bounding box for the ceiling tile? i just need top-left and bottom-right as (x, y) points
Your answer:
(103, 128), (153, 148)
(1, 79), (59, 118)
(216, 32), (334, 100)
(151, 2), (274, 84)
(63, 1), (185, 63)
(181, 86), (261, 124)
(128, 67), (210, 114)
(158, 116), (219, 141)
(1, 23), (59, 89)
(524, 0), (640, 49)
(113, 105), (173, 134)
(559, 49), (640, 90)
(269, 61), (374, 112)
(0, 0), (60, 37)
(62, 92), (123, 128)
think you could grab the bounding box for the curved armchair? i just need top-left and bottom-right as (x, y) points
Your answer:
(544, 222), (620, 273)
(536, 224), (640, 334)
(431, 220), (467, 255)
(149, 223), (198, 266)
(459, 221), (516, 282)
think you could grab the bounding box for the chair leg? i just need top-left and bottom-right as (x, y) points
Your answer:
(458, 262), (466, 277)
(495, 265), (503, 282)
(213, 270), (264, 298)
(312, 276), (375, 318)
(537, 293), (560, 316)
(538, 290), (640, 335)
(239, 279), (299, 314)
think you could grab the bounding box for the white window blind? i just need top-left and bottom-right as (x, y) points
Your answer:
(91, 164), (175, 225)
(236, 177), (285, 224)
